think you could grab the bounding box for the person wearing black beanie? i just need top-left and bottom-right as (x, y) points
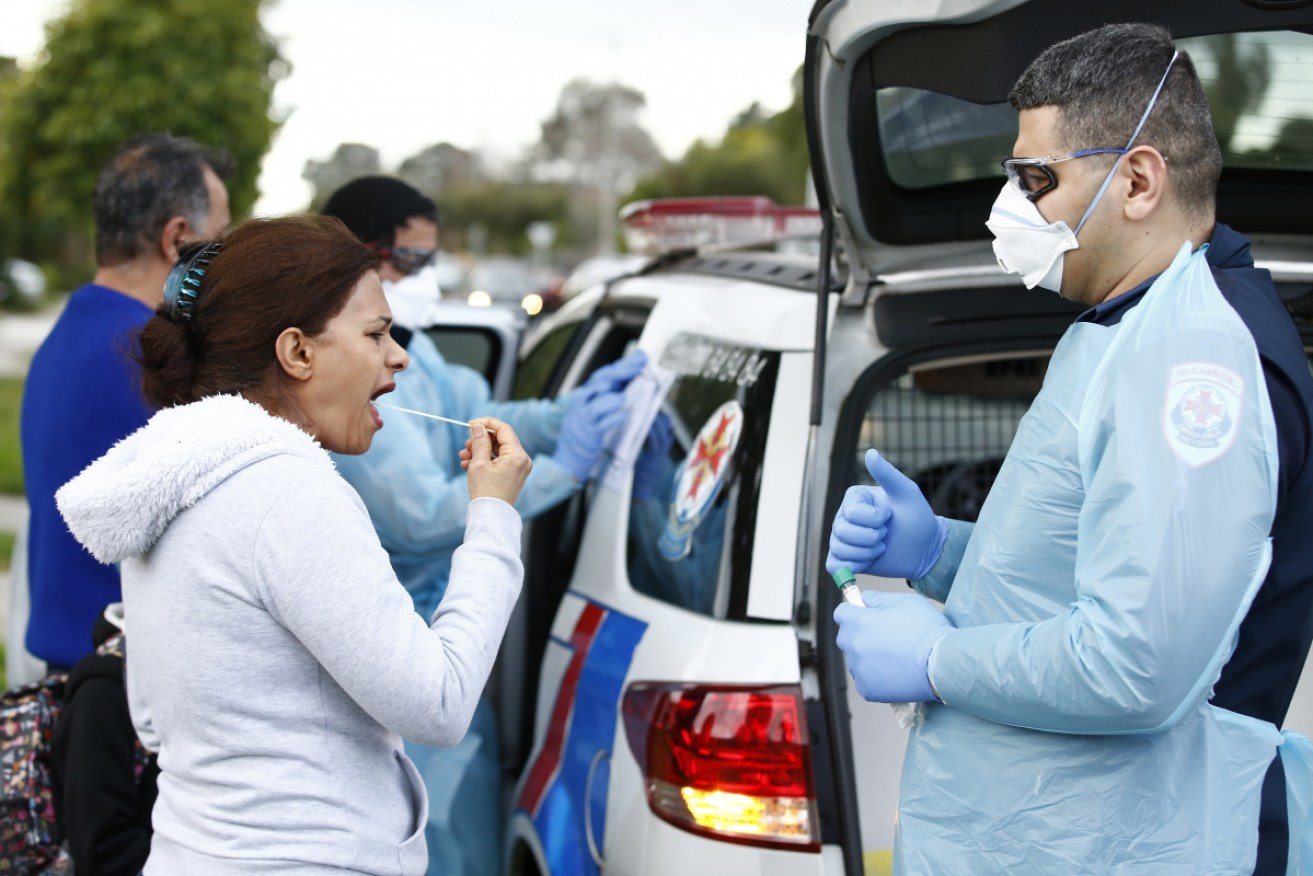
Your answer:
(322, 176), (441, 284)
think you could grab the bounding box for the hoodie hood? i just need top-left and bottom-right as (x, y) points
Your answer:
(57, 394), (333, 565)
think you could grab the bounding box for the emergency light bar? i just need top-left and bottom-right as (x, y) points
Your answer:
(620, 196), (822, 255)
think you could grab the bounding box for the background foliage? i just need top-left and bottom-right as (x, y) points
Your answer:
(628, 69), (807, 206)
(0, 0), (286, 285)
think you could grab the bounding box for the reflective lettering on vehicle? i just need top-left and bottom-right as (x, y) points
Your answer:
(660, 334), (769, 388)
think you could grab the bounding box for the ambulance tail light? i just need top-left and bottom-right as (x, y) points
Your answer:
(619, 196), (822, 255)
(621, 682), (820, 852)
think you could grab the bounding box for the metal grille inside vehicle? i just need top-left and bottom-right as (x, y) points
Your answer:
(853, 356), (1049, 522)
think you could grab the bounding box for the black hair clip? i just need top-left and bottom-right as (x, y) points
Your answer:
(163, 241), (224, 322)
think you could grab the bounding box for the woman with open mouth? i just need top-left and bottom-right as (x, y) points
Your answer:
(56, 214), (532, 876)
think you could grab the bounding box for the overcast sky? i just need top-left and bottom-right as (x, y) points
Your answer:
(1, 0), (809, 215)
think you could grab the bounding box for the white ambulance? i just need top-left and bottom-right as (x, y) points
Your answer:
(487, 3), (1313, 874)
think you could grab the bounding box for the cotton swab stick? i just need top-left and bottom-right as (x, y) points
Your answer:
(374, 401), (495, 434)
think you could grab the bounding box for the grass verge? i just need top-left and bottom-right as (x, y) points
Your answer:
(0, 377), (23, 495)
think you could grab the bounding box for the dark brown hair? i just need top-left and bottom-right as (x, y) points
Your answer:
(138, 215), (379, 408)
(1009, 23), (1221, 216)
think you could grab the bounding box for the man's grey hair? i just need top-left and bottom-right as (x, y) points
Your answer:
(1009, 23), (1221, 216)
(92, 133), (234, 264)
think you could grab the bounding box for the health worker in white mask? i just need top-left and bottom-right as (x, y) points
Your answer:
(827, 24), (1313, 875)
(984, 44), (1174, 299)
(321, 176), (645, 876)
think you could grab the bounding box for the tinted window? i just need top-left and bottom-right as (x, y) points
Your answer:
(877, 30), (1313, 190)
(848, 356), (1046, 521)
(424, 327), (502, 384)
(1186, 31), (1313, 173)
(626, 335), (779, 617)
(877, 88), (1016, 189)
(514, 320), (578, 401)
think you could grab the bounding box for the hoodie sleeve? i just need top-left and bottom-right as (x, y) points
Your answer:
(252, 470), (523, 747)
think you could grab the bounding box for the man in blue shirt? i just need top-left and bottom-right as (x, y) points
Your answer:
(22, 133), (232, 670)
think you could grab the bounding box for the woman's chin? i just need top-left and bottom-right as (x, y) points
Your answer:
(319, 429), (374, 456)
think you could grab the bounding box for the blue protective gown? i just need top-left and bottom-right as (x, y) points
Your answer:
(335, 330), (577, 618)
(899, 244), (1287, 874)
(333, 329), (579, 876)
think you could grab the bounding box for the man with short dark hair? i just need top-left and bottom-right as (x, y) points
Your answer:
(22, 133), (232, 670)
(827, 23), (1313, 872)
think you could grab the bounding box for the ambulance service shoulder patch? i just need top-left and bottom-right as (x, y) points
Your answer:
(1162, 361), (1244, 467)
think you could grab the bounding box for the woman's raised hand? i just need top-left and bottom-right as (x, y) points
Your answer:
(460, 417), (532, 505)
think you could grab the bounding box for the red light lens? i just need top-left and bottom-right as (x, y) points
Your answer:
(622, 683), (819, 850)
(618, 197), (822, 254)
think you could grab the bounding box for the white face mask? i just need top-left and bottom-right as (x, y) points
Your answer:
(988, 50), (1181, 297)
(985, 182), (1079, 294)
(381, 264), (441, 330)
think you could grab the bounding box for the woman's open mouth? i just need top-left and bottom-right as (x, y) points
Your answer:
(369, 384), (395, 427)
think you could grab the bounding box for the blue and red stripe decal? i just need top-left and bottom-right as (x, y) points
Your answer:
(516, 598), (647, 875)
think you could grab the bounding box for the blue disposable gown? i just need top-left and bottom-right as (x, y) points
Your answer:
(898, 244), (1288, 874)
(333, 330), (578, 876)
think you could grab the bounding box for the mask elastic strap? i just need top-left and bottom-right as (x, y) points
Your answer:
(1075, 50), (1180, 235)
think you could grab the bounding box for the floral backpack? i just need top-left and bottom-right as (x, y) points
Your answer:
(0, 632), (136, 874)
(0, 670), (66, 874)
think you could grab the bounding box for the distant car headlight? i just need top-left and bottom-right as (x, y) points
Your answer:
(521, 293), (543, 317)
(468, 290), (492, 307)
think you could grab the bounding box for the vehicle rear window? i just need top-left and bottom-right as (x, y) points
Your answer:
(878, 30), (1313, 190)
(424, 326), (503, 386)
(626, 334), (779, 618)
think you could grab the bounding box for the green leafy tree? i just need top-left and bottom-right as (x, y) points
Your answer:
(0, 57), (23, 268)
(438, 181), (576, 256)
(302, 143), (382, 212)
(397, 142), (482, 200)
(532, 79), (663, 253)
(628, 67), (808, 206)
(1, 0), (287, 256)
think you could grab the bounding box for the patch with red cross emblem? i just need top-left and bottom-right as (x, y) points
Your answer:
(1162, 361), (1245, 467)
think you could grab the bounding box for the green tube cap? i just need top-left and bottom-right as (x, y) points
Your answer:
(831, 566), (856, 589)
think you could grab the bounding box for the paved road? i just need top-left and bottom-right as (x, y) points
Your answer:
(0, 302), (61, 379)
(0, 302), (58, 535)
(0, 303), (60, 665)
(0, 494), (25, 533)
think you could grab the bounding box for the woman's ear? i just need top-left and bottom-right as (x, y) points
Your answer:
(274, 327), (314, 381)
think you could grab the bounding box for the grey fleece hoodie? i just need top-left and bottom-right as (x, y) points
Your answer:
(56, 394), (523, 876)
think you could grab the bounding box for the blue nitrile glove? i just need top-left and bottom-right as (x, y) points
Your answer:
(581, 349), (647, 395)
(633, 411), (674, 500)
(834, 589), (953, 703)
(553, 386), (628, 482)
(826, 449), (949, 581)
